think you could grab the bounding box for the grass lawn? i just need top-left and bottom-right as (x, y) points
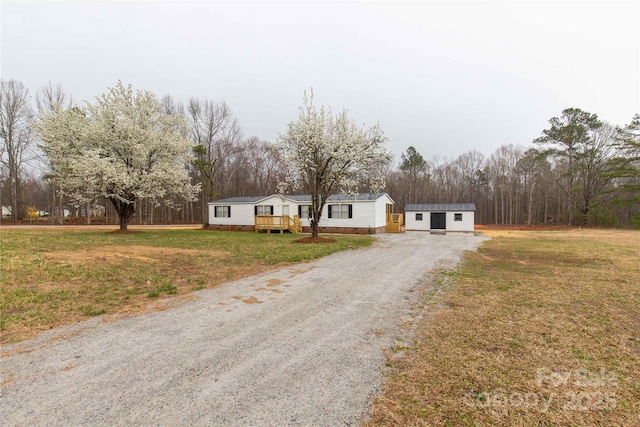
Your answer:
(0, 228), (371, 343)
(366, 229), (640, 427)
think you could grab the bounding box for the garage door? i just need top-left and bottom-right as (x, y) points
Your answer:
(430, 212), (446, 230)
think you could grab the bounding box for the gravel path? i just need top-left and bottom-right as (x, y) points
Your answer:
(1, 232), (487, 426)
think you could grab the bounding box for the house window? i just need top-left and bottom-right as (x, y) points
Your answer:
(454, 213), (463, 221)
(415, 213), (423, 221)
(328, 204), (352, 219)
(214, 206), (230, 218)
(254, 205), (274, 215)
(299, 205), (312, 219)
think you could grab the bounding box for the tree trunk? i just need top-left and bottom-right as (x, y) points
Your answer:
(58, 193), (64, 225)
(10, 171), (20, 222)
(567, 149), (574, 226)
(494, 188), (499, 225)
(201, 187), (208, 225)
(110, 197), (136, 231)
(527, 182), (536, 226)
(311, 194), (326, 238)
(544, 194), (548, 224)
(48, 183), (54, 225)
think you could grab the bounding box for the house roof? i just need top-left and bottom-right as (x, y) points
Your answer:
(405, 203), (476, 212)
(287, 193), (391, 202)
(210, 193), (393, 204)
(209, 196), (269, 204)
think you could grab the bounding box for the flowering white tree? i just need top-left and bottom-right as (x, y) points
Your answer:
(37, 81), (199, 230)
(277, 90), (392, 237)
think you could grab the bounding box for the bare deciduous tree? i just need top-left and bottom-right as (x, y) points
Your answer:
(238, 136), (285, 196)
(187, 98), (242, 222)
(35, 82), (72, 115)
(573, 122), (617, 223)
(0, 79), (34, 222)
(608, 114), (640, 211)
(35, 82), (73, 224)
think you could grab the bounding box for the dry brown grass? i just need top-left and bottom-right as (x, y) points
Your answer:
(366, 229), (640, 427)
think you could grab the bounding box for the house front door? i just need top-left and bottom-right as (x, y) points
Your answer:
(282, 205), (289, 216)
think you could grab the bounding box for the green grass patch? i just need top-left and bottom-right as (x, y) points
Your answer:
(0, 228), (371, 342)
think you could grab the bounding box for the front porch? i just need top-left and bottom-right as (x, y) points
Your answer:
(254, 215), (303, 234)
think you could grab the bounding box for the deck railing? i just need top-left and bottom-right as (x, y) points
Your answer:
(255, 215), (302, 234)
(386, 213), (403, 233)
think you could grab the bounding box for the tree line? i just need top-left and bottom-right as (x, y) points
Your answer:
(389, 109), (639, 227)
(1, 78), (638, 227)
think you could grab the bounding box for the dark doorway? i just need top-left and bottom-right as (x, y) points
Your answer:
(430, 212), (446, 230)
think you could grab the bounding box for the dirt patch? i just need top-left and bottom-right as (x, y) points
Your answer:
(267, 278), (284, 287)
(102, 294), (199, 319)
(294, 236), (336, 243)
(241, 296), (263, 304)
(43, 246), (229, 263)
(61, 364), (79, 371)
(0, 375), (18, 388)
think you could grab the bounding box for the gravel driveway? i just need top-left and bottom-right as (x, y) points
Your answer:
(1, 232), (487, 426)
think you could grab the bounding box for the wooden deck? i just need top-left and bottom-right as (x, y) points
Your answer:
(255, 215), (303, 234)
(386, 213), (403, 233)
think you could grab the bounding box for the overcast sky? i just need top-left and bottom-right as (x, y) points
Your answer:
(2, 0), (638, 163)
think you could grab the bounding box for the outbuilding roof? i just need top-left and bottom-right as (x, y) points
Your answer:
(405, 203), (476, 211)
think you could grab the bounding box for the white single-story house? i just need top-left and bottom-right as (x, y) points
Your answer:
(208, 193), (398, 234)
(404, 203), (476, 232)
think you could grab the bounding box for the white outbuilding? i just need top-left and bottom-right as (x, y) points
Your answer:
(404, 203), (476, 232)
(208, 193), (400, 234)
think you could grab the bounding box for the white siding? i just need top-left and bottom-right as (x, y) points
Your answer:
(321, 201), (367, 229)
(256, 195), (296, 217)
(405, 210), (475, 232)
(208, 193), (394, 231)
(323, 196), (393, 229)
(300, 198), (391, 229)
(208, 203), (255, 225)
(446, 211), (474, 231)
(298, 205), (313, 227)
(374, 194), (395, 228)
(405, 211), (430, 231)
